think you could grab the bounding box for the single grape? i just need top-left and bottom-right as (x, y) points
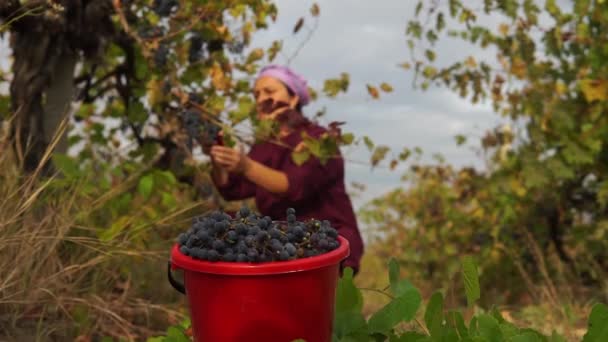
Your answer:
(177, 233), (188, 245)
(223, 253), (236, 262)
(179, 245), (190, 256)
(247, 249), (259, 262)
(327, 240), (339, 250)
(285, 243), (297, 256)
(255, 231), (269, 243)
(269, 228), (282, 239)
(212, 239), (225, 251)
(236, 253), (248, 262)
(186, 236), (197, 249)
(318, 239), (329, 250)
(196, 230), (210, 243)
(248, 226), (260, 236)
(278, 250), (290, 261)
(239, 206), (250, 218)
(286, 208), (296, 216)
(293, 226), (305, 238)
(214, 221), (226, 234)
(236, 223), (248, 235)
(236, 241), (248, 254)
(270, 239), (283, 252)
(245, 235), (257, 247)
(207, 250), (220, 262)
(326, 228), (338, 239)
(226, 230), (238, 243)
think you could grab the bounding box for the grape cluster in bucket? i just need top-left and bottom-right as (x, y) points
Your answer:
(177, 207), (340, 262)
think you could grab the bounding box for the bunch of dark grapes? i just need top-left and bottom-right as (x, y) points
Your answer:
(177, 207), (340, 263)
(227, 41), (245, 54)
(154, 43), (169, 69)
(180, 109), (201, 150)
(188, 32), (205, 63)
(138, 26), (164, 39)
(153, 0), (179, 17)
(180, 109), (221, 150)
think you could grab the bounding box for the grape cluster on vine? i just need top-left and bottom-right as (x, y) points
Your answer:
(177, 207), (340, 263)
(153, 0), (179, 17)
(188, 32), (205, 63)
(180, 108), (221, 150)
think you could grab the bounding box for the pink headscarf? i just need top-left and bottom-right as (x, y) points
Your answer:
(256, 65), (311, 106)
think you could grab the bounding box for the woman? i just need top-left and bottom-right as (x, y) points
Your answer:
(207, 65), (364, 274)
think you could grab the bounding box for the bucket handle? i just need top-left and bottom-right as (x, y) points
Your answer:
(167, 261), (186, 294)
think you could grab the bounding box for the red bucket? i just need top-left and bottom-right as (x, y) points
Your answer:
(168, 236), (350, 342)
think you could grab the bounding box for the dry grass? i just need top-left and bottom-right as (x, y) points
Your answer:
(0, 119), (207, 341)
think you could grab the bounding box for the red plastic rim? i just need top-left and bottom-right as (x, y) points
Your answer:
(171, 236), (350, 276)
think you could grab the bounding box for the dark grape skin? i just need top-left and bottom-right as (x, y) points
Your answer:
(177, 207), (341, 263)
(154, 44), (169, 68)
(153, 0), (178, 17)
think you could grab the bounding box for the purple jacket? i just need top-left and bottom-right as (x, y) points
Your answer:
(213, 124), (364, 272)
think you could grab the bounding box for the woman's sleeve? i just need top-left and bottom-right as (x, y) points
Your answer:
(213, 173), (257, 201)
(281, 154), (341, 203)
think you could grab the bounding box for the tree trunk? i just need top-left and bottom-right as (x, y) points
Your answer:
(9, 28), (76, 174)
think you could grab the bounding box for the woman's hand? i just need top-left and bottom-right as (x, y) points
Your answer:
(210, 145), (250, 174)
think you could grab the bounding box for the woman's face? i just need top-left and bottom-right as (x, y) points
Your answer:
(253, 76), (299, 120)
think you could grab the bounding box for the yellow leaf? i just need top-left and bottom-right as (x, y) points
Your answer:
(247, 48), (265, 63)
(380, 82), (394, 93)
(216, 25), (228, 36)
(310, 3), (320, 17)
(399, 62), (412, 70)
(210, 63), (230, 91)
(498, 23), (509, 36)
(579, 79), (608, 102)
(555, 80), (567, 96)
(366, 85), (380, 99)
(510, 57), (527, 79)
(146, 77), (163, 107)
(465, 56), (477, 68)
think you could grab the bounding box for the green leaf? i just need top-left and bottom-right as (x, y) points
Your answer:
(292, 150), (311, 166)
(583, 303), (608, 342)
(455, 134), (467, 146)
(436, 12), (445, 31)
(500, 322), (519, 338)
(462, 256), (480, 307)
(415, 1), (423, 15)
(127, 99), (148, 124)
(333, 311), (367, 339)
(393, 332), (427, 342)
(371, 146), (390, 167)
(388, 259), (415, 297)
(363, 136), (375, 151)
(477, 314), (502, 342)
(165, 326), (189, 342)
(447, 311), (469, 338)
(510, 332), (542, 342)
(424, 292), (444, 337)
(52, 154), (80, 178)
(549, 331), (567, 342)
(367, 287), (421, 333)
(335, 268), (363, 314)
(138, 175), (154, 200)
(341, 133), (354, 145)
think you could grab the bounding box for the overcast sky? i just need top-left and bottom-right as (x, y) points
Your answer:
(0, 0), (572, 210)
(250, 0), (504, 208)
